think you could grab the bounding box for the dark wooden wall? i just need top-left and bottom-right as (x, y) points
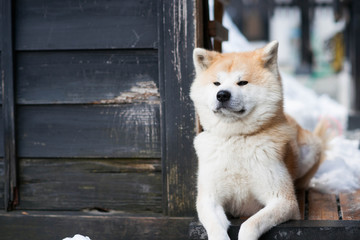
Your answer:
(0, 0), (201, 223)
(0, 0), (163, 213)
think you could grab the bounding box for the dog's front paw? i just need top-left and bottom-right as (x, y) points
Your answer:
(238, 222), (258, 240)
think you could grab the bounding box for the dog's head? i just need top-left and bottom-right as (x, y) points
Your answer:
(190, 41), (284, 136)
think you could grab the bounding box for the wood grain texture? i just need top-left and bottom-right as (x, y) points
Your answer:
(339, 190), (360, 220)
(15, 0), (158, 50)
(0, 160), (4, 209)
(16, 104), (160, 158)
(159, 0), (198, 216)
(0, 108), (4, 156)
(0, 0), (2, 47)
(0, 55), (2, 102)
(2, 0), (17, 210)
(16, 50), (159, 104)
(0, 211), (192, 240)
(308, 189), (339, 220)
(190, 219), (360, 240)
(18, 159), (162, 212)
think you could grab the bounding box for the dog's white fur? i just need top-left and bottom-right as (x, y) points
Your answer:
(190, 41), (327, 240)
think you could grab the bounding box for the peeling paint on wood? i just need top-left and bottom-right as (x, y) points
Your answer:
(16, 50), (158, 104)
(95, 81), (160, 104)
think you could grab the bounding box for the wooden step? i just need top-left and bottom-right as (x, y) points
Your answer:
(189, 190), (360, 239)
(0, 211), (192, 240)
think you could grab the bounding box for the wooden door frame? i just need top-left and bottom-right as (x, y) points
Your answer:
(159, 0), (205, 217)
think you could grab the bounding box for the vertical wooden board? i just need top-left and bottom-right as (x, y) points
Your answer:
(15, 0), (158, 50)
(16, 50), (159, 104)
(18, 159), (162, 212)
(339, 190), (360, 220)
(308, 189), (339, 220)
(0, 107), (4, 156)
(160, 0), (198, 216)
(296, 190), (305, 220)
(2, 0), (17, 210)
(17, 104), (161, 158)
(0, 54), (2, 102)
(0, 0), (2, 47)
(0, 159), (4, 209)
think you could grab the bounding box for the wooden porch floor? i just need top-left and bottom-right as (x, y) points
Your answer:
(189, 189), (360, 240)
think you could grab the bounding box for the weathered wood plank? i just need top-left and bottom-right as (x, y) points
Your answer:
(0, 0), (2, 47)
(160, 0), (198, 217)
(0, 211), (192, 240)
(16, 50), (159, 104)
(15, 0), (158, 50)
(18, 159), (162, 212)
(0, 160), (4, 209)
(2, 0), (17, 210)
(0, 54), (2, 102)
(17, 104), (160, 158)
(339, 190), (360, 220)
(190, 219), (360, 240)
(0, 107), (4, 156)
(308, 189), (339, 220)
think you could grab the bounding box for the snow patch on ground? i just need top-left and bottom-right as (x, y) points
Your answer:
(63, 234), (91, 240)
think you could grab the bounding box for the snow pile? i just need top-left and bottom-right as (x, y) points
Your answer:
(63, 234), (91, 240)
(311, 137), (360, 193)
(282, 72), (348, 133)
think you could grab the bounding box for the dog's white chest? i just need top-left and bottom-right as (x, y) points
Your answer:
(194, 132), (265, 215)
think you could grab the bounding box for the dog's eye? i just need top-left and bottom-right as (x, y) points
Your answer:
(213, 82), (221, 86)
(237, 81), (248, 86)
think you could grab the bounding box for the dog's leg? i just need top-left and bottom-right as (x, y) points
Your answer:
(238, 197), (299, 240)
(197, 196), (230, 240)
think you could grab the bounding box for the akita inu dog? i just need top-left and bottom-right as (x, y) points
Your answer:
(190, 41), (328, 240)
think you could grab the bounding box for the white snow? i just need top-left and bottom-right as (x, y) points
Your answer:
(311, 137), (360, 193)
(62, 234), (91, 240)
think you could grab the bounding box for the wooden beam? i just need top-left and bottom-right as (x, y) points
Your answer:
(350, 0), (360, 111)
(1, 0), (17, 211)
(213, 0), (225, 52)
(208, 21), (229, 42)
(216, 0), (230, 6)
(159, 0), (198, 216)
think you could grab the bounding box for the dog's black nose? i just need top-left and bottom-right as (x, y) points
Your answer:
(217, 90), (231, 102)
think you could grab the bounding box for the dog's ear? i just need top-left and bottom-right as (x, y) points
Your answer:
(260, 41), (279, 72)
(193, 48), (219, 75)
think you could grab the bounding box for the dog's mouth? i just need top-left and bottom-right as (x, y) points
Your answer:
(238, 108), (246, 114)
(214, 106), (246, 115)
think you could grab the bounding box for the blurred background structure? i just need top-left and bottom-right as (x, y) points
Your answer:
(216, 0), (357, 114)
